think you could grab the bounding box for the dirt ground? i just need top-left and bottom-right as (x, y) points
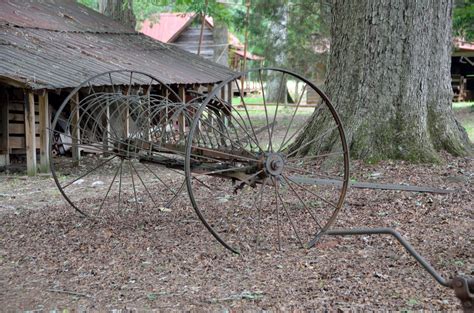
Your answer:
(0, 151), (472, 311)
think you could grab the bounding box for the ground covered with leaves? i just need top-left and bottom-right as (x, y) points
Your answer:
(0, 153), (472, 311)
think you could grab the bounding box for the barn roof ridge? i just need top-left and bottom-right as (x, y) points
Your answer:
(0, 1), (235, 91)
(0, 23), (139, 36)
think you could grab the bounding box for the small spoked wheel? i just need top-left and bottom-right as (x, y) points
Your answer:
(185, 68), (350, 253)
(50, 70), (186, 217)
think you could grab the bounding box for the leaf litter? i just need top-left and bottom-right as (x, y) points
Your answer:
(0, 152), (472, 311)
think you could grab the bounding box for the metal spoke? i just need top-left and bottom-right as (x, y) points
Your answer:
(128, 160), (139, 212)
(284, 175), (338, 209)
(207, 100), (263, 153)
(197, 115), (259, 157)
(61, 156), (116, 189)
(231, 169), (264, 190)
(281, 175), (323, 230)
(50, 70), (189, 218)
(193, 165), (256, 177)
(275, 182), (304, 248)
(284, 165), (340, 181)
(190, 174), (214, 190)
(98, 159), (122, 215)
(129, 160), (158, 207)
(272, 177), (281, 250)
(286, 151), (344, 164)
(140, 162), (178, 196)
(280, 84), (307, 147)
(117, 158), (124, 212)
(255, 177), (267, 249)
(232, 81), (264, 152)
(285, 124), (339, 158)
(259, 69), (272, 150)
(269, 73), (286, 152)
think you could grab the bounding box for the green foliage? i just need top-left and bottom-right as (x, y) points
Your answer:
(77, 0), (231, 23)
(242, 0), (329, 77)
(453, 0), (474, 41)
(77, 0), (98, 9)
(131, 0), (232, 23)
(77, 0), (328, 78)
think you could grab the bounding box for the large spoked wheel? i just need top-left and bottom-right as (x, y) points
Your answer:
(185, 68), (350, 253)
(50, 70), (186, 217)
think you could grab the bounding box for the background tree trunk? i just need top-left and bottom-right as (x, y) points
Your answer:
(213, 21), (228, 67)
(265, 6), (288, 103)
(99, 0), (136, 30)
(295, 0), (471, 162)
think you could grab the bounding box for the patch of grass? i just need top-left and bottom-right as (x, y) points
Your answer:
(232, 96), (264, 105)
(453, 101), (474, 140)
(234, 105), (314, 118)
(406, 298), (419, 306)
(452, 101), (474, 110)
(147, 293), (157, 301)
(463, 122), (474, 141)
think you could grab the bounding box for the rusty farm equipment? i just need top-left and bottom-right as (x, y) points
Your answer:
(49, 68), (473, 310)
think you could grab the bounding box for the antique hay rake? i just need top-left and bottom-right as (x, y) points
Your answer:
(49, 68), (473, 310)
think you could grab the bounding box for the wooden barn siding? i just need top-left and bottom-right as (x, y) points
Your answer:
(0, 90), (8, 154)
(174, 25), (215, 60)
(8, 98), (40, 152)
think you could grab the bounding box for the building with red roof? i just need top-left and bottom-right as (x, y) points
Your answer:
(140, 13), (263, 70)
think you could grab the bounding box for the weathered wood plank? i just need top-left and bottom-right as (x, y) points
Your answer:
(39, 93), (50, 173)
(9, 100), (39, 113)
(8, 123), (39, 134)
(9, 136), (40, 149)
(25, 92), (37, 176)
(71, 93), (81, 162)
(9, 113), (25, 122)
(178, 86), (186, 134)
(0, 89), (9, 157)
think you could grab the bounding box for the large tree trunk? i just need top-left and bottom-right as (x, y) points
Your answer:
(99, 0), (136, 30)
(296, 0), (470, 162)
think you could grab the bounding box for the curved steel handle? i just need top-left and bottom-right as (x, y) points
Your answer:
(314, 227), (473, 311)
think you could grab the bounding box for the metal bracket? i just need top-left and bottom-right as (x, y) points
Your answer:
(451, 276), (474, 312)
(314, 227), (473, 311)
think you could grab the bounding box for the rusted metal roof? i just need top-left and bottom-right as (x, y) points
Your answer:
(141, 13), (214, 43)
(0, 0), (235, 90)
(0, 0), (134, 33)
(233, 49), (265, 61)
(454, 38), (474, 52)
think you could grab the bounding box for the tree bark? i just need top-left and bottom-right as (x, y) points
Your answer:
(213, 20), (228, 66)
(295, 0), (471, 162)
(265, 6), (288, 103)
(99, 0), (136, 30)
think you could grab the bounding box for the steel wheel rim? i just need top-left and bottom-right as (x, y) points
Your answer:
(185, 67), (350, 254)
(50, 70), (184, 217)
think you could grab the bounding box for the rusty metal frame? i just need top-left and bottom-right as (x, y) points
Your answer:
(314, 228), (474, 311)
(48, 68), (472, 310)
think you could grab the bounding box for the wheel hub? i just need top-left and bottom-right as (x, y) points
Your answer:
(264, 153), (285, 176)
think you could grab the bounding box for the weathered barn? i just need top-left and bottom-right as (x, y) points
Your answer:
(141, 13), (220, 62)
(452, 38), (474, 101)
(140, 13), (264, 70)
(0, 0), (235, 175)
